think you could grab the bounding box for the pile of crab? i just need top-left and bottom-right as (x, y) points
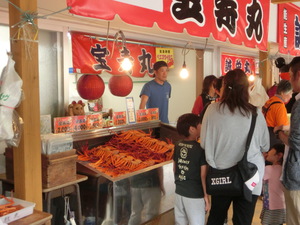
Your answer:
(78, 130), (174, 177)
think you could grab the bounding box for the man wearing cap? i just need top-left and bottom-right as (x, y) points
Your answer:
(275, 56), (300, 224)
(139, 61), (171, 123)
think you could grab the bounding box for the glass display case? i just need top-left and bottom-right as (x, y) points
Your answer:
(71, 121), (181, 225)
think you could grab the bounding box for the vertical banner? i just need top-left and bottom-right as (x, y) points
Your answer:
(278, 3), (300, 55)
(221, 53), (256, 75)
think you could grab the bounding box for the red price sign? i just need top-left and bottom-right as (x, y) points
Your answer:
(113, 111), (127, 126)
(148, 108), (159, 121)
(54, 117), (73, 133)
(87, 114), (103, 130)
(136, 109), (150, 123)
(72, 115), (87, 132)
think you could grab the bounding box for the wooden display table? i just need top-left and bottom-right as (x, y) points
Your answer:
(8, 210), (52, 225)
(0, 173), (87, 225)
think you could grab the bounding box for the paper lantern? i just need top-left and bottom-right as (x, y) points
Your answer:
(108, 75), (133, 97)
(77, 74), (105, 100)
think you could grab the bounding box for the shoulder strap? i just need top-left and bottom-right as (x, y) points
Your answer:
(245, 112), (257, 153)
(262, 101), (282, 117)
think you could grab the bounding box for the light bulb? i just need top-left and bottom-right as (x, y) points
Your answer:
(180, 61), (189, 79)
(121, 57), (132, 71)
(248, 74), (255, 82)
(180, 68), (189, 79)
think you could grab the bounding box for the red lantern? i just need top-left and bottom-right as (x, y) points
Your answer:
(77, 74), (105, 100)
(108, 75), (133, 97)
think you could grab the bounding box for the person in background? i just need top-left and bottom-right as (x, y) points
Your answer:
(260, 143), (286, 225)
(274, 56), (300, 224)
(199, 76), (223, 122)
(173, 113), (210, 225)
(191, 75), (217, 116)
(262, 80), (292, 148)
(201, 69), (269, 225)
(139, 61), (171, 123)
(285, 92), (298, 113)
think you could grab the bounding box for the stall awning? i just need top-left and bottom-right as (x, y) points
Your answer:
(67, 0), (270, 51)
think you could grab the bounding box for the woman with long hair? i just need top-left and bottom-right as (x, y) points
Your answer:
(200, 69), (269, 225)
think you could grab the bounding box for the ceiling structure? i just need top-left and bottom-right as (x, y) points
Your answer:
(1, 0), (300, 53)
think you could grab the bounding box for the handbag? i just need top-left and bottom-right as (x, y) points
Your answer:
(206, 112), (258, 201)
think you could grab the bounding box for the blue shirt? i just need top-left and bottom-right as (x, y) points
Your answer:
(140, 80), (171, 123)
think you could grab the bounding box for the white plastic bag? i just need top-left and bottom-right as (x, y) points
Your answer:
(0, 55), (23, 145)
(249, 77), (269, 108)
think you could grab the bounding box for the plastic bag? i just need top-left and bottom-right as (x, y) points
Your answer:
(0, 55), (23, 146)
(249, 77), (269, 108)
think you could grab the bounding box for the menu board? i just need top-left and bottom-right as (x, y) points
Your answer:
(125, 97), (136, 124)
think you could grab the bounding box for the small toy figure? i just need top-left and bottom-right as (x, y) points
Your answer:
(67, 100), (85, 116)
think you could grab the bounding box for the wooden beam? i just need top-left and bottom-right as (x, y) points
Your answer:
(271, 0), (300, 3)
(196, 50), (204, 98)
(9, 0), (43, 210)
(259, 44), (272, 91)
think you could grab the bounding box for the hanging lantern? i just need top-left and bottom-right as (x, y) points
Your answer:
(108, 75), (133, 97)
(77, 74), (105, 100)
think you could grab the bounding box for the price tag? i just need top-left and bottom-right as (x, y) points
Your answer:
(148, 108), (159, 121)
(54, 117), (73, 133)
(113, 111), (127, 126)
(136, 109), (150, 123)
(72, 115), (87, 132)
(87, 114), (103, 130)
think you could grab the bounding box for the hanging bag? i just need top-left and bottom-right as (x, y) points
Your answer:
(206, 112), (258, 201)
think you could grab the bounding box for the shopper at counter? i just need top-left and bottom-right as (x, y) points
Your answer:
(274, 56), (300, 225)
(173, 113), (210, 225)
(139, 61), (171, 123)
(262, 79), (292, 148)
(201, 69), (269, 225)
(191, 75), (217, 116)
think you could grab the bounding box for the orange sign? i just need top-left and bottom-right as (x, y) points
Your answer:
(113, 111), (127, 126)
(136, 109), (150, 123)
(54, 117), (73, 133)
(148, 108), (159, 121)
(87, 114), (103, 130)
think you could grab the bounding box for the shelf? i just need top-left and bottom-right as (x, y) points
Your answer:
(71, 120), (161, 141)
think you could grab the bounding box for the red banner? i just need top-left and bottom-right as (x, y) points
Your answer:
(278, 3), (300, 56)
(67, 0), (270, 51)
(72, 32), (161, 77)
(221, 53), (256, 75)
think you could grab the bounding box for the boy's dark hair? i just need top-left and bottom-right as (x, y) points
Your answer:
(272, 143), (285, 155)
(176, 113), (201, 137)
(271, 143), (285, 165)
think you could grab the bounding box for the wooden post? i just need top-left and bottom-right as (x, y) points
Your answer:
(260, 42), (278, 91)
(196, 50), (204, 97)
(259, 47), (272, 91)
(9, 0), (42, 210)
